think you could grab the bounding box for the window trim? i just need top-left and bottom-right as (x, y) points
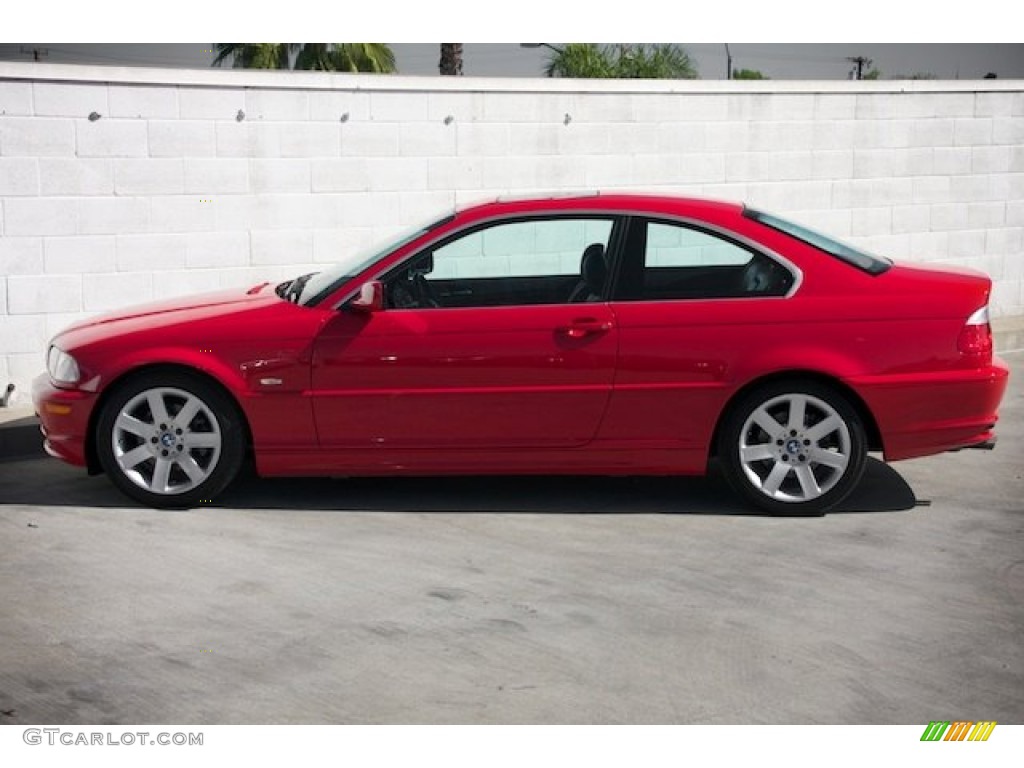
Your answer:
(336, 211), (627, 311)
(332, 208), (802, 310)
(608, 214), (802, 303)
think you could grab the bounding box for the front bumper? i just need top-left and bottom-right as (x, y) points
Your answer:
(847, 358), (1010, 462)
(31, 373), (98, 468)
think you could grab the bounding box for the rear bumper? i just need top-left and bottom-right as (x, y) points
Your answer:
(31, 373), (98, 468)
(847, 358), (1010, 462)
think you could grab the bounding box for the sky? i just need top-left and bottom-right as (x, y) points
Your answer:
(1, 43), (1022, 80)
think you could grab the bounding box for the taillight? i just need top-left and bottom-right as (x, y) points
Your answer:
(958, 306), (993, 361)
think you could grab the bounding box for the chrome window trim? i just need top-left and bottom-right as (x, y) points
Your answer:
(331, 210), (623, 309)
(332, 207), (802, 309)
(634, 212), (803, 300)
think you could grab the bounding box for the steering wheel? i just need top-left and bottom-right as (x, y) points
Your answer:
(413, 273), (441, 308)
(390, 280), (418, 309)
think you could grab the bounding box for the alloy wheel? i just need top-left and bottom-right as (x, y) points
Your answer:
(111, 387), (222, 496)
(737, 393), (852, 504)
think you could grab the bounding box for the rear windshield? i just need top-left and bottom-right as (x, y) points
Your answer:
(743, 207), (892, 275)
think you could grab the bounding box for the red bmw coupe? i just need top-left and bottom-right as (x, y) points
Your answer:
(33, 194), (1009, 514)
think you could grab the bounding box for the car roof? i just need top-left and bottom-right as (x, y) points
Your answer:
(455, 192), (745, 223)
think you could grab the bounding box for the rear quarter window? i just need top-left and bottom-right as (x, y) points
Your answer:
(743, 208), (891, 275)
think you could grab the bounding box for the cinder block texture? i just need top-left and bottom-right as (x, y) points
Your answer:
(1, 69), (1022, 398)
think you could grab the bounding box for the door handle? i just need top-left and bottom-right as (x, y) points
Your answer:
(561, 318), (613, 338)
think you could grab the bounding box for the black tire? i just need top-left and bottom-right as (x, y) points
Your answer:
(718, 380), (868, 516)
(95, 370), (245, 509)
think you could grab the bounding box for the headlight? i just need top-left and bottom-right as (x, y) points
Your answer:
(47, 346), (81, 386)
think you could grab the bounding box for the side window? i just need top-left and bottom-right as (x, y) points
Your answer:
(385, 217), (615, 309)
(646, 222), (751, 268)
(616, 219), (792, 301)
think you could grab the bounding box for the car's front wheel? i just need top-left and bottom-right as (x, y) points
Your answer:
(95, 371), (245, 508)
(719, 381), (868, 516)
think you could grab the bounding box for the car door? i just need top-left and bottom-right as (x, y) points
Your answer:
(599, 216), (797, 451)
(311, 214), (623, 450)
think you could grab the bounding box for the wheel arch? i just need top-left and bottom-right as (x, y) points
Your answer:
(85, 363), (254, 475)
(708, 369), (884, 462)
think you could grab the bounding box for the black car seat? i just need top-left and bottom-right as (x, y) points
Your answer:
(568, 243), (608, 303)
(740, 254), (791, 296)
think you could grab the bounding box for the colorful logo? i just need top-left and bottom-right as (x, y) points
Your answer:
(920, 721), (997, 741)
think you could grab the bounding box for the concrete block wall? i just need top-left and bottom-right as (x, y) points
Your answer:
(1, 63), (1022, 401)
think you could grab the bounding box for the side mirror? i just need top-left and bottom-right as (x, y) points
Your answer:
(349, 281), (385, 313)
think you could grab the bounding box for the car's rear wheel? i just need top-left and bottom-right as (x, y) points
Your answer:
(719, 381), (868, 516)
(95, 371), (245, 509)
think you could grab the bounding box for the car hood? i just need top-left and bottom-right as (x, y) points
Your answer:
(61, 285), (276, 334)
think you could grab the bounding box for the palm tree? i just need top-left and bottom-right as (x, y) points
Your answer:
(545, 44), (697, 79)
(214, 44), (396, 73)
(294, 43), (395, 73)
(439, 44), (463, 75)
(545, 44), (614, 78)
(620, 44), (697, 79)
(332, 44), (395, 74)
(213, 43), (294, 69)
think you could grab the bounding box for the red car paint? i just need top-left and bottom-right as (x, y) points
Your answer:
(33, 194), (1008, 487)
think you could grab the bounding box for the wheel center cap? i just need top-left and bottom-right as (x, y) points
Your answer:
(160, 433), (176, 448)
(786, 438), (801, 455)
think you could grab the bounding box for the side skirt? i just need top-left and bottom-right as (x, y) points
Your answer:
(253, 445), (708, 478)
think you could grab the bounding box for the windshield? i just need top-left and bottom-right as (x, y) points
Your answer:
(290, 212), (455, 306)
(743, 207), (891, 275)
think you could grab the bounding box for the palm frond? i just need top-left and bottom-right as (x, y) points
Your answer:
(216, 43), (395, 73)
